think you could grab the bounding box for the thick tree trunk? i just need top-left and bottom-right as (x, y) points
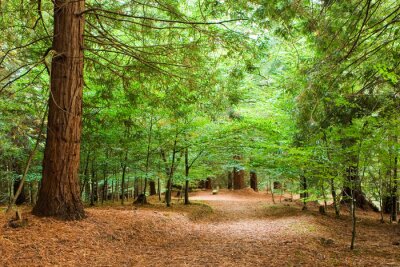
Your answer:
(233, 168), (245, 190)
(250, 171), (258, 191)
(32, 0), (85, 220)
(149, 180), (156, 196)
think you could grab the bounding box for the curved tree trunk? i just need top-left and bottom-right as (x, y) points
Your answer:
(32, 0), (85, 220)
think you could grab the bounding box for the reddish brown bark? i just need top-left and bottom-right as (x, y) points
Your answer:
(250, 171), (258, 192)
(32, 0), (85, 220)
(233, 168), (245, 190)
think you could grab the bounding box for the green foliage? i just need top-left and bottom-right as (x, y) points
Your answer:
(0, 0), (398, 207)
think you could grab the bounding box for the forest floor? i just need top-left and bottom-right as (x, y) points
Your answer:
(1, 189), (400, 266)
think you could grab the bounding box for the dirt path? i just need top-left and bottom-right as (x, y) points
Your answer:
(1, 189), (399, 266)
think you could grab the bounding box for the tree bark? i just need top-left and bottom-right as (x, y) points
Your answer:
(111, 179), (114, 202)
(142, 117), (153, 204)
(250, 171), (258, 191)
(233, 168), (245, 190)
(391, 152), (398, 222)
(184, 147), (190, 205)
(90, 159), (96, 206)
(330, 178), (340, 217)
(121, 163), (127, 205)
(101, 157), (108, 204)
(149, 180), (156, 195)
(7, 106), (47, 212)
(165, 135), (178, 207)
(158, 176), (161, 201)
(300, 175), (308, 210)
(134, 178), (139, 199)
(227, 171), (233, 190)
(13, 179), (26, 205)
(350, 186), (357, 250)
(32, 0), (85, 220)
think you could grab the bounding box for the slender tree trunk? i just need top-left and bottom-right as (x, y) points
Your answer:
(165, 143), (177, 207)
(301, 175), (308, 210)
(80, 151), (90, 197)
(116, 178), (120, 202)
(158, 176), (161, 201)
(142, 117), (153, 204)
(7, 163), (11, 204)
(32, 0), (85, 220)
(323, 132), (340, 216)
(31, 181), (38, 205)
(166, 137), (178, 207)
(330, 178), (340, 217)
(90, 159), (96, 206)
(7, 107), (47, 211)
(121, 164), (126, 205)
(392, 152), (398, 222)
(102, 156), (108, 204)
(184, 147), (190, 205)
(378, 169), (384, 223)
(133, 178), (138, 199)
(126, 176), (130, 202)
(111, 179), (114, 202)
(228, 171), (233, 190)
(102, 179), (107, 204)
(350, 186), (357, 250)
(321, 180), (327, 210)
(270, 180), (276, 204)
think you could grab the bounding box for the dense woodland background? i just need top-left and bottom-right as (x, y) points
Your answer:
(0, 0), (399, 257)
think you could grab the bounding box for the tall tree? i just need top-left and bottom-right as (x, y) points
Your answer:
(32, 0), (85, 220)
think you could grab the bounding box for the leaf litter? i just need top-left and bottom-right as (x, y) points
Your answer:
(1, 189), (399, 266)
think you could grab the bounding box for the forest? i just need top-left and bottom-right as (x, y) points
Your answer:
(0, 0), (399, 266)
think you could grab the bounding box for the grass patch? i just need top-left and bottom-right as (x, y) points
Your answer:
(262, 204), (301, 218)
(186, 202), (214, 221)
(288, 221), (317, 233)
